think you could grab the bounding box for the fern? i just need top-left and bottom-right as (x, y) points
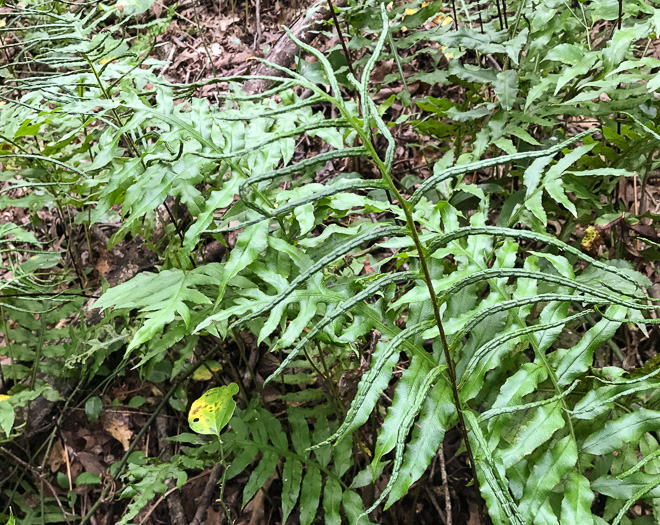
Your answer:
(94, 4), (660, 522)
(3, 0), (660, 522)
(94, 264), (223, 352)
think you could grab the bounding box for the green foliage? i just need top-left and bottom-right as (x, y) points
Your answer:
(117, 452), (194, 525)
(1, 0), (660, 522)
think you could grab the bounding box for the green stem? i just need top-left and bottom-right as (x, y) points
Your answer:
(348, 116), (482, 508)
(217, 439), (233, 525)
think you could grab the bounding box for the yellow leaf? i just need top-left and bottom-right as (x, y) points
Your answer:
(188, 383), (238, 436)
(0, 395), (10, 402)
(192, 360), (223, 381)
(441, 45), (454, 60)
(436, 15), (453, 27)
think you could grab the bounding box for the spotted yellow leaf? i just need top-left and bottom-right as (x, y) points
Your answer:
(188, 383), (238, 436)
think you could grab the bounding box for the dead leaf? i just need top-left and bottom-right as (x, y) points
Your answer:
(217, 15), (239, 33)
(362, 255), (374, 274)
(49, 440), (66, 472)
(102, 414), (132, 451)
(150, 0), (162, 17)
(95, 256), (112, 276)
(202, 506), (223, 525)
(76, 451), (105, 475)
(244, 472), (276, 525)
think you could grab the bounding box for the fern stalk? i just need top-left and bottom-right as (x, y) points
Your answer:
(342, 6), (481, 507)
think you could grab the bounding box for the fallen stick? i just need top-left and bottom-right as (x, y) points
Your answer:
(244, 0), (347, 94)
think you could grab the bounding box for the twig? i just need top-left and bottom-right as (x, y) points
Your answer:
(485, 54), (502, 72)
(158, 43), (177, 78)
(253, 0), (262, 48)
(439, 443), (452, 525)
(156, 416), (186, 525)
(191, 0), (217, 78)
(424, 486), (447, 524)
(190, 465), (223, 525)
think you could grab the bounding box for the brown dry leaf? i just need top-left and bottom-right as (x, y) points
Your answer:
(202, 506), (223, 525)
(217, 15), (239, 33)
(54, 317), (69, 330)
(95, 256), (112, 276)
(102, 414), (132, 451)
(48, 439), (66, 472)
(362, 255), (375, 274)
(76, 451), (105, 475)
(149, 0), (162, 17)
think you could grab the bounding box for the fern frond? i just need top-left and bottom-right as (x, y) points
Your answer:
(309, 320), (435, 450)
(410, 130), (598, 205)
(229, 225), (406, 330)
(428, 225), (641, 287)
(264, 271), (418, 383)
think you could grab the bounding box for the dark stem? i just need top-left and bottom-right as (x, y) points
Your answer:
(501, 0), (509, 28)
(495, 0), (504, 29)
(232, 329), (266, 403)
(359, 131), (483, 519)
(326, 0), (357, 79)
(405, 219), (481, 515)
